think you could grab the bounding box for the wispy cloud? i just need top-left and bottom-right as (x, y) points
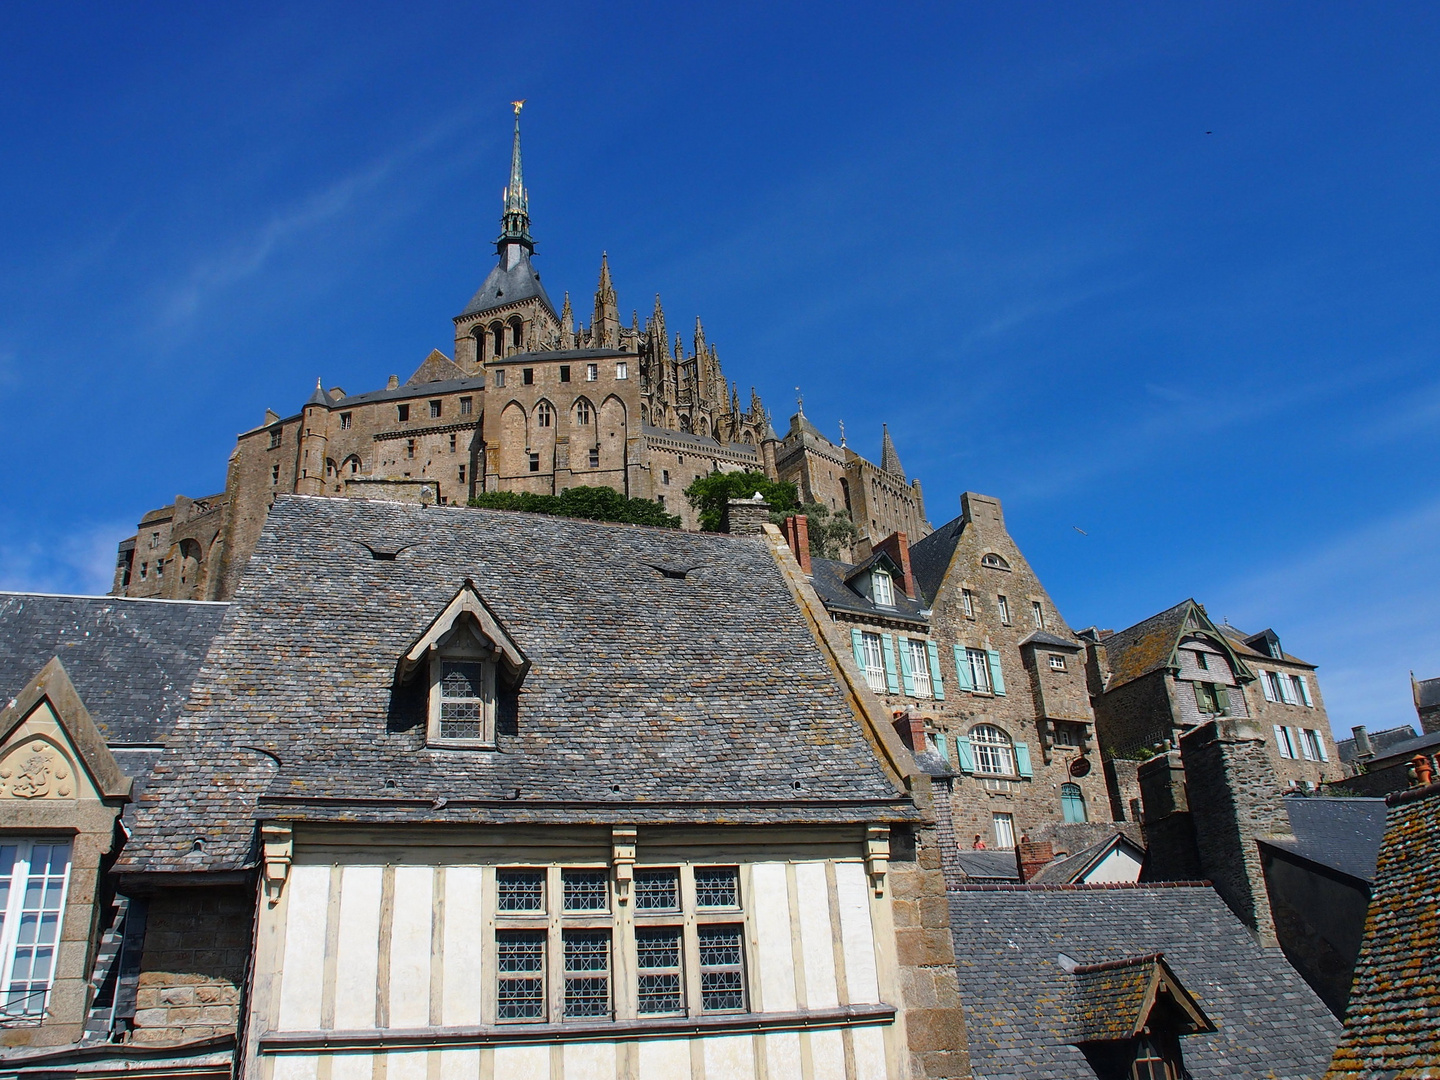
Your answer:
(0, 521), (133, 596)
(1208, 494), (1440, 734)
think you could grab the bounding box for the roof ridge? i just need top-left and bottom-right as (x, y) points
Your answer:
(0, 590), (230, 606)
(1070, 951), (1165, 975)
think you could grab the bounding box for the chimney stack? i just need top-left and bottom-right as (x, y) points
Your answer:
(1351, 725), (1373, 760)
(873, 532), (915, 598)
(782, 514), (812, 574)
(387, 374), (400, 389)
(1016, 839), (1054, 883)
(890, 710), (927, 754)
(722, 496), (770, 537)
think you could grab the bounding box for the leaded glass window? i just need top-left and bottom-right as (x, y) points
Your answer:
(439, 661), (486, 739)
(698, 925), (746, 1012)
(562, 869), (608, 912)
(562, 931), (610, 1018)
(633, 869), (679, 911)
(496, 931), (545, 1021)
(497, 869), (544, 912)
(636, 927), (684, 1014)
(694, 867), (739, 909)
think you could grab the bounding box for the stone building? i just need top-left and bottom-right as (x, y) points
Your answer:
(792, 491), (1115, 863)
(9, 497), (974, 1080)
(1412, 672), (1440, 734)
(110, 105), (926, 602)
(1084, 600), (1343, 803)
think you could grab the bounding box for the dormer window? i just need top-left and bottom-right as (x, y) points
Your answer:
(397, 580), (530, 749)
(872, 570), (894, 607)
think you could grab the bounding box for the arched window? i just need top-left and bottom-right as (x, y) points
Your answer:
(536, 402), (554, 428)
(344, 455), (361, 475)
(970, 725), (1015, 776)
(491, 322), (504, 357)
(472, 326), (486, 361)
(1061, 783), (1088, 823)
(640, 404), (648, 425)
(981, 552), (1011, 571)
(509, 317), (524, 350)
(575, 400), (593, 425)
(679, 414), (691, 433)
(325, 458), (337, 479)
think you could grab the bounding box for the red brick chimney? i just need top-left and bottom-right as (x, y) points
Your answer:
(1016, 839), (1054, 883)
(891, 710), (928, 754)
(783, 514), (812, 574)
(874, 532), (914, 598)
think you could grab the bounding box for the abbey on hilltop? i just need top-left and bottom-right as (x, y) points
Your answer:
(111, 104), (929, 602)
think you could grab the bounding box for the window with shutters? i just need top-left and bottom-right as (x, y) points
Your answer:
(966, 648), (992, 693)
(1276, 726), (1304, 759)
(861, 632), (886, 693)
(907, 639), (932, 698)
(971, 724), (1015, 776)
(0, 841), (71, 1018)
(1278, 674), (1300, 705)
(1193, 682), (1230, 716)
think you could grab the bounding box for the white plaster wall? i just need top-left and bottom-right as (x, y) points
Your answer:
(1081, 848), (1143, 884)
(276, 866), (330, 1031)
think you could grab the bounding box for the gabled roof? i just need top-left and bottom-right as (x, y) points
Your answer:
(406, 349), (465, 386)
(1099, 600), (1254, 692)
(1326, 784), (1440, 1078)
(949, 884), (1340, 1077)
(118, 497), (918, 873)
(1030, 832), (1146, 884)
(808, 558), (929, 624)
(908, 514), (967, 605)
(1019, 629), (1084, 652)
(1217, 623), (1315, 669)
(396, 579), (529, 684)
(0, 658), (133, 800)
(1259, 796), (1389, 884)
(1064, 951), (1214, 1043)
(458, 251), (557, 321)
(0, 592), (229, 743)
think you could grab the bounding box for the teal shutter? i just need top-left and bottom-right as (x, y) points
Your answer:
(953, 645), (973, 691)
(1260, 671), (1276, 701)
(927, 641), (945, 700)
(1014, 742), (1033, 777)
(851, 628), (866, 672)
(955, 735), (975, 773)
(1298, 675), (1314, 707)
(987, 649), (1006, 695)
(881, 634), (900, 694)
(898, 639), (916, 696)
(934, 731), (950, 763)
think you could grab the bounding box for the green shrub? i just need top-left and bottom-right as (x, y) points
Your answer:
(467, 486), (680, 529)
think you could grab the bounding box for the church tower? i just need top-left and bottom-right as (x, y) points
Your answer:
(452, 102), (561, 370)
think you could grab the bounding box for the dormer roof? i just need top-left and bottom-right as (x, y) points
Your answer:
(1098, 600), (1255, 692)
(397, 578), (529, 685)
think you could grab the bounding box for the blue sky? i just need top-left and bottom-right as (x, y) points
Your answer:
(1, 3), (1437, 735)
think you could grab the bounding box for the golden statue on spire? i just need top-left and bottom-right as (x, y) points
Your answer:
(512, 99), (526, 115)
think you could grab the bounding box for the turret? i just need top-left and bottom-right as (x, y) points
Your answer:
(880, 423), (905, 479)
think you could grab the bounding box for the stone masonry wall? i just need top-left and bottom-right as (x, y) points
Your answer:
(131, 886), (252, 1045)
(1179, 720), (1289, 944)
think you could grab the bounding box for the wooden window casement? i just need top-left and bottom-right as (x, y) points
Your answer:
(0, 841), (72, 1019)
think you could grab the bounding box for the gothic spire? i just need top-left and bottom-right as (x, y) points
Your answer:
(592, 253), (619, 347)
(497, 100), (533, 254)
(880, 423), (905, 479)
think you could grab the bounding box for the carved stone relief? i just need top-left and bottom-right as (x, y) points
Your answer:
(0, 738), (75, 799)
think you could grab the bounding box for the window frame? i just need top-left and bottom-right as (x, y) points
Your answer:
(1048, 654), (1067, 671)
(0, 840), (73, 1020)
(871, 570), (894, 607)
(966, 647), (992, 693)
(860, 632), (886, 693)
(907, 639), (932, 698)
(430, 399), (442, 419)
(971, 723), (1015, 776)
(961, 588), (975, 618)
(997, 595), (1011, 625)
(426, 627), (498, 747)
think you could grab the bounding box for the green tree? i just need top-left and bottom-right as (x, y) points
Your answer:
(797, 502), (859, 560)
(683, 471), (798, 532)
(467, 486), (680, 529)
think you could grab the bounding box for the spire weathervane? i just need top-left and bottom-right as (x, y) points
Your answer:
(497, 100), (533, 254)
(796, 387), (804, 415)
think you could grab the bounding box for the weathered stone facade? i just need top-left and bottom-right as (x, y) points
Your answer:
(130, 887), (250, 1044)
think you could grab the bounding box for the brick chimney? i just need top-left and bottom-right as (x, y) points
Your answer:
(891, 710), (927, 754)
(873, 532), (915, 598)
(722, 496), (770, 536)
(1016, 839), (1054, 883)
(1179, 719), (1289, 945)
(783, 514), (812, 573)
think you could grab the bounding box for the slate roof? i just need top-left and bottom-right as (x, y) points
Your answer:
(909, 514), (967, 605)
(1363, 727), (1440, 769)
(809, 557), (929, 624)
(1097, 601), (1195, 690)
(949, 884), (1340, 1078)
(328, 375), (487, 410)
(1416, 676), (1440, 710)
(1019, 630), (1083, 651)
(1334, 724), (1418, 764)
(0, 593), (230, 744)
(458, 250), (557, 320)
(1325, 784), (1440, 1078)
(950, 849), (1020, 882)
(1029, 832), (1145, 884)
(117, 497), (917, 873)
(641, 424), (759, 458)
(1260, 797), (1389, 884)
(1218, 624), (1316, 668)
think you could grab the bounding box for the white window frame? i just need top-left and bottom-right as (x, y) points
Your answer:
(997, 595), (1011, 625)
(992, 812), (1016, 850)
(907, 639), (932, 698)
(871, 571), (894, 607)
(1031, 600), (1044, 629)
(586, 364), (598, 382)
(0, 840), (73, 1020)
(860, 632), (886, 694)
(615, 362), (628, 380)
(961, 589), (975, 618)
(1048, 654), (1066, 671)
(966, 648), (992, 693)
(970, 724), (1015, 776)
